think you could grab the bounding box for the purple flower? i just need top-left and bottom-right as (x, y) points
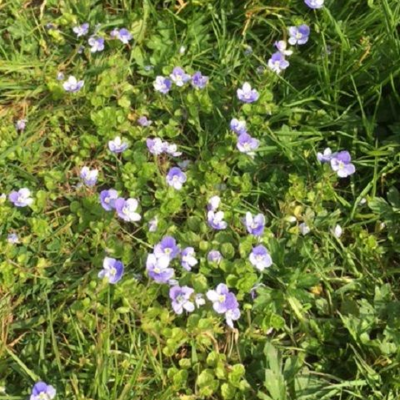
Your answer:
(305, 0), (324, 9)
(115, 198), (141, 222)
(237, 82), (259, 103)
(207, 195), (221, 211)
(30, 382), (56, 400)
(225, 308), (241, 328)
(169, 285), (195, 314)
(170, 67), (191, 87)
(98, 257), (124, 284)
(249, 245), (272, 271)
(15, 119), (27, 131)
(207, 211), (228, 230)
(317, 148), (335, 163)
(268, 52), (290, 74)
(77, 45), (85, 54)
(88, 36), (105, 53)
(138, 116), (152, 127)
(146, 254), (174, 283)
(206, 284), (241, 327)
(73, 23), (89, 37)
(148, 216), (158, 232)
(110, 28), (132, 44)
(164, 143), (182, 157)
(63, 76), (84, 92)
(237, 133), (259, 156)
(330, 151), (356, 178)
(7, 233), (19, 244)
(154, 236), (180, 261)
(80, 166), (98, 186)
(147, 138), (164, 155)
(206, 284), (236, 313)
(154, 76), (172, 94)
(9, 188), (33, 207)
(56, 72), (65, 81)
(181, 247), (198, 271)
(274, 40), (293, 56)
(288, 25), (310, 45)
(244, 212), (265, 236)
(230, 118), (247, 135)
(207, 250), (223, 264)
(166, 167), (187, 190)
(299, 222), (311, 235)
(191, 71), (209, 89)
(100, 189), (118, 211)
(108, 136), (129, 153)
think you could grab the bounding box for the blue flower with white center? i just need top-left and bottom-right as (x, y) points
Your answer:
(98, 257), (124, 284)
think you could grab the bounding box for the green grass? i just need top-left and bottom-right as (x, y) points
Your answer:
(1, 0), (400, 399)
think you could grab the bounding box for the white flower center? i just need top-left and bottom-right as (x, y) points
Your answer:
(177, 295), (185, 303)
(218, 295), (226, 303)
(110, 267), (117, 276)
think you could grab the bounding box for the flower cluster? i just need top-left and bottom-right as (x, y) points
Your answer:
(63, 23), (133, 93)
(110, 28), (133, 44)
(72, 23), (132, 51)
(317, 148), (356, 178)
(146, 236), (180, 283)
(154, 66), (208, 94)
(99, 189), (141, 222)
(268, 24), (310, 74)
(207, 196), (228, 230)
(230, 117), (260, 156)
(146, 138), (181, 156)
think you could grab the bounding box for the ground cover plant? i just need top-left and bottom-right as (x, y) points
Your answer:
(1, 0), (400, 399)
